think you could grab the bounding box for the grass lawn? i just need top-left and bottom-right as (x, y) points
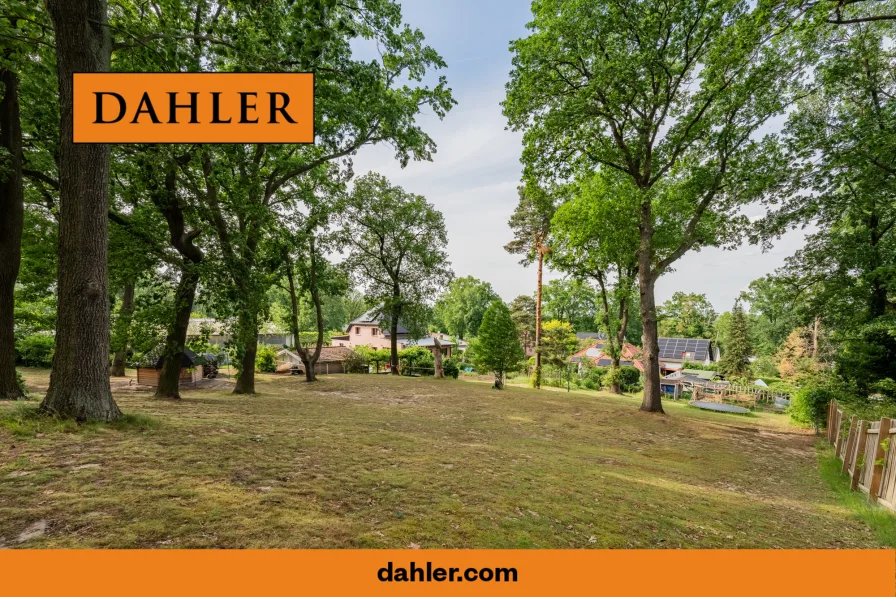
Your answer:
(0, 368), (886, 548)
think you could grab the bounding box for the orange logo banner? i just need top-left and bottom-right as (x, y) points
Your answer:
(1, 549), (893, 596)
(73, 73), (314, 144)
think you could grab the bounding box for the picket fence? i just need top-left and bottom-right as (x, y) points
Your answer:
(826, 399), (896, 511)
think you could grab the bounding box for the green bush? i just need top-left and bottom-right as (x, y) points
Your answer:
(16, 333), (55, 367)
(255, 344), (279, 373)
(443, 358), (460, 379)
(619, 366), (642, 392)
(16, 370), (27, 396)
(587, 366), (606, 387)
(789, 385), (834, 428)
(582, 379), (596, 390)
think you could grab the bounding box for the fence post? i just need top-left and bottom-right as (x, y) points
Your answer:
(827, 400), (836, 444)
(851, 420), (868, 491)
(869, 418), (891, 503)
(841, 416), (858, 473)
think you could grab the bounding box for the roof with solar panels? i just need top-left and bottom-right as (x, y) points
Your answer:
(657, 337), (715, 364)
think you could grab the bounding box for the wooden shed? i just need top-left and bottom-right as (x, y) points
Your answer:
(136, 347), (211, 387)
(276, 346), (356, 375)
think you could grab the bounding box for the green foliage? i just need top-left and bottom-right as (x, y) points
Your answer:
(472, 301), (525, 386)
(398, 346), (434, 374)
(539, 320), (578, 369)
(619, 366), (642, 393)
(789, 385), (834, 428)
(835, 317), (896, 399)
(541, 278), (598, 332)
(15, 371), (27, 397)
(15, 334), (55, 368)
(255, 344), (279, 373)
(0, 402), (157, 438)
(658, 293), (717, 340)
(443, 358), (460, 380)
(432, 276), (499, 340)
(509, 295), (537, 352)
(719, 300), (752, 378)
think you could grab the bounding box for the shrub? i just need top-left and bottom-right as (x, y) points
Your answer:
(15, 334), (55, 367)
(582, 379), (596, 390)
(255, 344), (279, 373)
(443, 358), (460, 379)
(789, 385), (834, 428)
(16, 370), (27, 396)
(343, 350), (369, 373)
(619, 366), (642, 392)
(587, 366), (606, 387)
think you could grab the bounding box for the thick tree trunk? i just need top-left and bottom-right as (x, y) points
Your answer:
(638, 265), (663, 414)
(155, 268), (198, 399)
(0, 66), (25, 400)
(233, 310), (258, 394)
(433, 337), (444, 378)
(110, 281), (135, 377)
(533, 250), (544, 389)
(40, 0), (121, 421)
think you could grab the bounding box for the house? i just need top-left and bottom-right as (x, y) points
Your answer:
(276, 346), (357, 375)
(136, 347), (214, 387)
(187, 318), (294, 347)
(331, 306), (454, 359)
(569, 341), (644, 373)
(576, 331), (608, 342)
(656, 337), (718, 376)
(660, 370), (728, 397)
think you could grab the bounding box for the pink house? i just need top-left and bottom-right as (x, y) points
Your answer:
(331, 306), (453, 358)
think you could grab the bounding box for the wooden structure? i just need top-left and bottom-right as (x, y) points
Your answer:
(135, 347), (208, 387)
(276, 346), (356, 375)
(826, 399), (896, 511)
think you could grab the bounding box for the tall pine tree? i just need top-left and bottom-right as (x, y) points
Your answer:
(720, 301), (752, 379)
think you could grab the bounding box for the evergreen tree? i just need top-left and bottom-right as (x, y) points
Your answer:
(472, 301), (525, 389)
(720, 301), (752, 379)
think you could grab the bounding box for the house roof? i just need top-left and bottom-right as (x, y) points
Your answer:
(345, 305), (409, 335)
(404, 337), (455, 348)
(139, 346), (213, 369)
(278, 346), (357, 363)
(657, 337), (713, 362)
(570, 341), (642, 367)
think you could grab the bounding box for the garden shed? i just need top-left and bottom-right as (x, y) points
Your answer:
(136, 347), (213, 387)
(276, 346), (357, 375)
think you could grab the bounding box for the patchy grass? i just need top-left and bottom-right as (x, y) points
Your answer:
(0, 368), (882, 549)
(0, 402), (158, 438)
(816, 446), (896, 547)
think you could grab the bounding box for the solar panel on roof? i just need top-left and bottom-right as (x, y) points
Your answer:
(657, 337), (710, 361)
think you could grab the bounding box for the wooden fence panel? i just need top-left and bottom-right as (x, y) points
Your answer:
(841, 416), (858, 474)
(860, 422), (881, 494)
(850, 421), (868, 490)
(869, 418), (891, 503)
(878, 426), (896, 510)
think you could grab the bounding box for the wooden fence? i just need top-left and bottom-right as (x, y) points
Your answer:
(826, 399), (896, 511)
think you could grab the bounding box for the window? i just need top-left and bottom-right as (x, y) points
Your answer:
(372, 328), (378, 336)
(355, 327), (360, 335)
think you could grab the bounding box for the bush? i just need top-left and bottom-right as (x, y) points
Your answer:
(586, 366), (606, 387)
(16, 333), (55, 367)
(789, 385), (834, 428)
(619, 366), (642, 392)
(255, 344), (278, 373)
(443, 358), (460, 379)
(343, 350), (369, 373)
(582, 379), (596, 390)
(16, 370), (27, 396)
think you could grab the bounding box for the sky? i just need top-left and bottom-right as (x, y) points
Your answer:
(349, 0), (810, 313)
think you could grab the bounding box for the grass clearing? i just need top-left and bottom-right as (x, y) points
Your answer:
(0, 368), (882, 548)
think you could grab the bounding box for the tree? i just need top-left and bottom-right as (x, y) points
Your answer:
(657, 293), (717, 339)
(340, 173), (452, 374)
(509, 294), (537, 354)
(542, 278), (597, 331)
(432, 276), (499, 339)
(539, 319), (578, 373)
(718, 300), (752, 378)
(505, 182), (555, 389)
(39, 0), (121, 421)
(504, 0), (800, 413)
(472, 300), (525, 389)
(550, 170), (640, 393)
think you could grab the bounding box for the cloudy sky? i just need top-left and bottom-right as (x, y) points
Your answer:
(349, 0), (808, 314)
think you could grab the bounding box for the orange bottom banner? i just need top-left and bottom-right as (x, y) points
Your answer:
(2, 549), (894, 596)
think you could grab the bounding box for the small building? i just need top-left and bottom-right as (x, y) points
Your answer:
(276, 346), (358, 375)
(332, 305), (455, 359)
(657, 337), (719, 375)
(136, 347), (212, 387)
(569, 341), (644, 374)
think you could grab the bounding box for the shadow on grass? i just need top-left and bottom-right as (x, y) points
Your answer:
(0, 402), (158, 438)
(817, 444), (896, 547)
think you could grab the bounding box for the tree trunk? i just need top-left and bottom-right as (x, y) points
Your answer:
(811, 316), (820, 360)
(40, 0), (121, 421)
(155, 268), (198, 399)
(0, 66), (25, 400)
(233, 310), (258, 394)
(433, 337), (444, 378)
(638, 266), (663, 414)
(389, 292), (401, 375)
(533, 249), (544, 389)
(110, 281), (135, 377)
